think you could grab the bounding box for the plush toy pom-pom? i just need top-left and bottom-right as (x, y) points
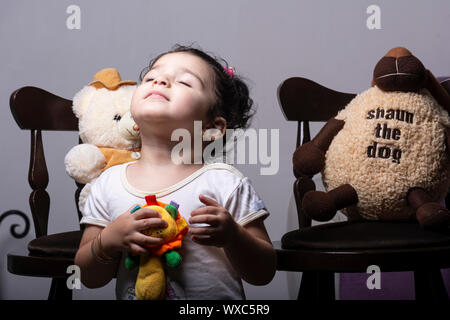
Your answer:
(125, 255), (139, 270)
(165, 205), (178, 220)
(165, 250), (182, 268)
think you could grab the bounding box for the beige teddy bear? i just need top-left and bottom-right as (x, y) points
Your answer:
(65, 68), (141, 212)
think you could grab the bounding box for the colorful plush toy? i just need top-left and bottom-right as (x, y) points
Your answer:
(64, 68), (141, 211)
(126, 195), (189, 300)
(294, 47), (450, 229)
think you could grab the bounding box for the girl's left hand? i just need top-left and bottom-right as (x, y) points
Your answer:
(189, 194), (238, 248)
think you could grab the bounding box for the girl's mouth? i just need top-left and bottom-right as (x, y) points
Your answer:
(145, 91), (169, 101)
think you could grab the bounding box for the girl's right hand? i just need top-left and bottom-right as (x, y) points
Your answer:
(100, 205), (168, 256)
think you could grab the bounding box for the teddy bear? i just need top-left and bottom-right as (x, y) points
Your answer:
(293, 47), (450, 229)
(65, 68), (141, 211)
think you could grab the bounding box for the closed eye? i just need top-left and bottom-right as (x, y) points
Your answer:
(145, 78), (154, 82)
(179, 81), (191, 87)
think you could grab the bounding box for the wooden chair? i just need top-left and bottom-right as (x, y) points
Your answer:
(275, 77), (450, 300)
(7, 87), (84, 300)
(0, 210), (30, 239)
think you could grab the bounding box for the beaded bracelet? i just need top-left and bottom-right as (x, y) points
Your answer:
(90, 232), (119, 264)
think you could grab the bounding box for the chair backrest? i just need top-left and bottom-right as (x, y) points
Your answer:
(277, 77), (355, 228)
(277, 77), (356, 148)
(440, 78), (450, 94)
(10, 86), (82, 238)
(278, 77), (450, 228)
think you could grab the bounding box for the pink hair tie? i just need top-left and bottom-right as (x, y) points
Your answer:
(223, 66), (235, 77)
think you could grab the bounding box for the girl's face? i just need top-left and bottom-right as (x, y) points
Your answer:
(131, 52), (216, 134)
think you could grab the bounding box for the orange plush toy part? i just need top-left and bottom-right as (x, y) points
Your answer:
(141, 195), (189, 256)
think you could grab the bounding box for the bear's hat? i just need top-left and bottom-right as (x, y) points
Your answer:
(89, 68), (136, 90)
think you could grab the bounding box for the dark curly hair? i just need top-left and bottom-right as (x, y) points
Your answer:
(139, 44), (254, 130)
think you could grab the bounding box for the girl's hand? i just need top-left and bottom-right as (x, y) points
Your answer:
(189, 194), (238, 248)
(101, 205), (168, 256)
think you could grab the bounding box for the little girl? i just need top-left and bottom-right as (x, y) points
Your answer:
(74, 45), (277, 299)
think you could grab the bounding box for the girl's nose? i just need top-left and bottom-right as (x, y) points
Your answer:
(152, 77), (170, 87)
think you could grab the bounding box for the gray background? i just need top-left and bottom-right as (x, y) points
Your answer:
(1, 0), (449, 299)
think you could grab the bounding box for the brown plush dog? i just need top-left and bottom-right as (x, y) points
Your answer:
(293, 47), (450, 229)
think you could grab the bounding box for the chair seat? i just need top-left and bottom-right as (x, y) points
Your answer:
(282, 221), (450, 250)
(7, 253), (76, 278)
(28, 230), (83, 258)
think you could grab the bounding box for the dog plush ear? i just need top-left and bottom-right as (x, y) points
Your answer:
(424, 70), (450, 114)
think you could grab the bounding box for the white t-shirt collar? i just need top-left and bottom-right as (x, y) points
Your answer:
(120, 161), (242, 198)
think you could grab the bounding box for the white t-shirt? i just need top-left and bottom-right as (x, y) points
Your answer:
(81, 162), (269, 300)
